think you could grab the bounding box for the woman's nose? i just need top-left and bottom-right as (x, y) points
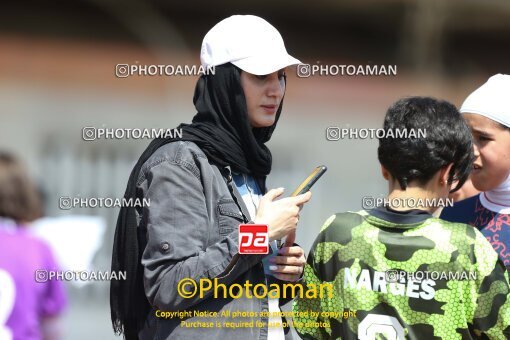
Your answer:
(266, 75), (285, 98)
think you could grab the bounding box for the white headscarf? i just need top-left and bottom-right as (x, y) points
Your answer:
(461, 74), (510, 127)
(461, 74), (510, 213)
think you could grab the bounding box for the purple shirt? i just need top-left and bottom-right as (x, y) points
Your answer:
(0, 224), (67, 340)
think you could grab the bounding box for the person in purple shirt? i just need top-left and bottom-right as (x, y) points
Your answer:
(441, 74), (510, 271)
(0, 152), (66, 340)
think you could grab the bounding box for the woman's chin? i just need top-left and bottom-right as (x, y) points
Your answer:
(251, 119), (276, 128)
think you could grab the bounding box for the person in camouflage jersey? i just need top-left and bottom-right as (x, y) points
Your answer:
(293, 97), (510, 339)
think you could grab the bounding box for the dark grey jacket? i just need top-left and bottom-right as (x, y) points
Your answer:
(136, 141), (299, 340)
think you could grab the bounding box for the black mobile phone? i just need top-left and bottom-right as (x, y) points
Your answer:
(290, 165), (327, 197)
(275, 165), (327, 249)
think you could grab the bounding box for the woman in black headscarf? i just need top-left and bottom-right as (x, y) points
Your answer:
(110, 15), (311, 340)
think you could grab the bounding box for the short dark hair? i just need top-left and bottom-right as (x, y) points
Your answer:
(378, 97), (474, 193)
(0, 152), (42, 223)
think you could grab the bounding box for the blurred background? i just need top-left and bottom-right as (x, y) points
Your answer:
(0, 0), (509, 338)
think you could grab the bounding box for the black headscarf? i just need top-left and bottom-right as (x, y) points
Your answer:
(110, 63), (285, 338)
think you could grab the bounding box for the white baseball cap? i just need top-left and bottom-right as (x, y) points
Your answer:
(460, 74), (510, 128)
(200, 15), (301, 75)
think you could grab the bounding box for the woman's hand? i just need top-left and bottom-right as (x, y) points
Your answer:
(267, 244), (306, 282)
(254, 188), (312, 242)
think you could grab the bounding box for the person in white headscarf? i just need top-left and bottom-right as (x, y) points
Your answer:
(442, 74), (510, 271)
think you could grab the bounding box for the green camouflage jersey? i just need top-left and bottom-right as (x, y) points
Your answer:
(292, 206), (510, 339)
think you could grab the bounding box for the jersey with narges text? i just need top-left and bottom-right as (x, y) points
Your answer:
(292, 209), (510, 340)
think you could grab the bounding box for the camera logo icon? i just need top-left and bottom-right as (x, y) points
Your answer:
(297, 64), (311, 78)
(115, 64), (130, 78)
(326, 127), (340, 141)
(59, 196), (73, 210)
(35, 270), (48, 283)
(362, 196), (376, 209)
(385, 269), (400, 283)
(82, 127), (96, 141)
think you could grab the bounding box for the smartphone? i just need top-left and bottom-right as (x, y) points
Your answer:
(290, 165), (327, 197)
(273, 165), (327, 250)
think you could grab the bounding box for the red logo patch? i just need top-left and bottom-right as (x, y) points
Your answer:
(238, 224), (269, 254)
